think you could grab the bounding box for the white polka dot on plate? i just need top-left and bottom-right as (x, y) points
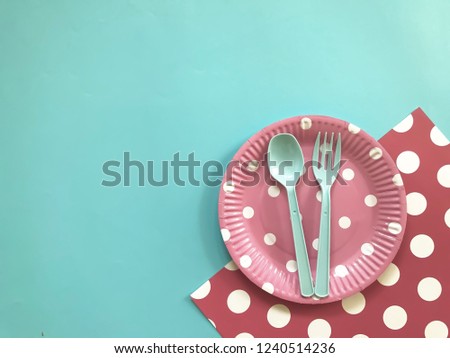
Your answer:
(308, 319), (332, 338)
(240, 255), (252, 268)
(361, 243), (374, 255)
(430, 126), (450, 146)
(377, 263), (400, 286)
(262, 282), (274, 294)
(425, 321), (448, 338)
(268, 185), (280, 197)
(208, 319), (216, 328)
(406, 192), (427, 216)
(396, 151), (420, 174)
(388, 222), (402, 235)
(221, 228), (231, 242)
(225, 260), (239, 271)
(446, 208), (450, 228)
(369, 147), (383, 160)
(223, 181), (235, 193)
(418, 277), (442, 302)
(286, 260), (297, 272)
(264, 233), (276, 246)
(247, 160), (259, 171)
(383, 305), (407, 330)
(338, 216), (351, 229)
(410, 234), (434, 258)
(191, 280), (211, 300)
(267, 304), (291, 328)
(342, 292), (366, 315)
(342, 168), (355, 181)
(312, 238), (319, 251)
(227, 290), (251, 314)
(334, 265), (349, 277)
(242, 206), (254, 219)
(348, 123), (361, 134)
(392, 173), (404, 186)
(353, 334), (369, 338)
(437, 165), (450, 188)
(364, 194), (377, 207)
(235, 332), (254, 338)
(393, 114), (414, 133)
(316, 190), (322, 202)
(300, 117), (312, 130)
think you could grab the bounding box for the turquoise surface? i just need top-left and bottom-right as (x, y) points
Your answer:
(1, 1), (449, 337)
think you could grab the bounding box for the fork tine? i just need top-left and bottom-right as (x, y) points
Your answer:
(321, 132), (327, 168)
(313, 132), (321, 165)
(327, 133), (334, 169)
(334, 133), (341, 170)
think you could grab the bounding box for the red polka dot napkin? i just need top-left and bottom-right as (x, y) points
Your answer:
(191, 108), (450, 338)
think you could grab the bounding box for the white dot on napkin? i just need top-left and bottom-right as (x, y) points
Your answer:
(383, 305), (407, 330)
(445, 209), (450, 228)
(353, 334), (369, 338)
(342, 292), (366, 315)
(406, 192), (427, 216)
(377, 263), (400, 286)
(225, 260), (239, 271)
(242, 206), (254, 219)
(227, 289), (251, 314)
(264, 233), (276, 246)
(393, 114), (414, 133)
(262, 282), (274, 294)
(437, 165), (450, 188)
(430, 126), (450, 146)
(235, 332), (254, 338)
(191, 280), (211, 300)
(308, 319), (332, 338)
(267, 304), (291, 328)
(396, 151), (420, 174)
(410, 234), (434, 258)
(425, 321), (448, 338)
(418, 277), (442, 302)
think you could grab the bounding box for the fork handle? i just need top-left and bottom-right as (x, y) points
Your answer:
(286, 187), (314, 297)
(315, 187), (331, 297)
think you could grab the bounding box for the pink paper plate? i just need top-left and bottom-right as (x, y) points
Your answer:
(218, 115), (407, 304)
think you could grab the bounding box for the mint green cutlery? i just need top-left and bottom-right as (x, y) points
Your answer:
(268, 133), (314, 297)
(312, 132), (342, 298)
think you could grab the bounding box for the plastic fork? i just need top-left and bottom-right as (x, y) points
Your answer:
(312, 132), (341, 297)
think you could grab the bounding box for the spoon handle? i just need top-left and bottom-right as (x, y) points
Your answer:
(287, 187), (314, 297)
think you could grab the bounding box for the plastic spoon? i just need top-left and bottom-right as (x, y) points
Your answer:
(268, 133), (314, 297)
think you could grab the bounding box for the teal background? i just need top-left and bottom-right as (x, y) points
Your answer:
(1, 0), (449, 337)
